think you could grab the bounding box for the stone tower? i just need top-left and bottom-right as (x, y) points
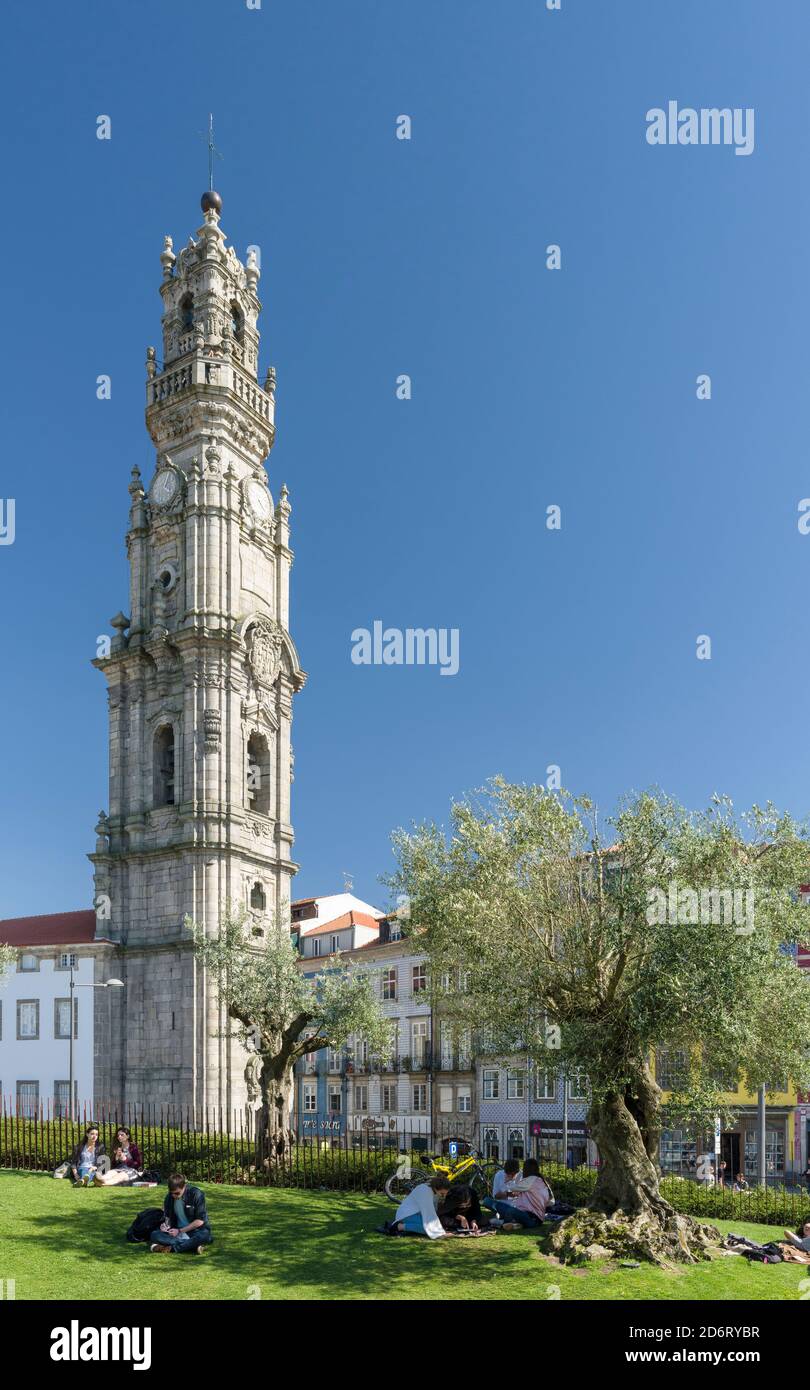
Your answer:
(90, 190), (306, 1112)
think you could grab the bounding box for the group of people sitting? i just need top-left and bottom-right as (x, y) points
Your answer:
(389, 1157), (553, 1238)
(69, 1124), (146, 1187)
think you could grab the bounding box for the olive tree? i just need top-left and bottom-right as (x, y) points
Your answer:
(188, 903), (391, 1156)
(389, 779), (810, 1263)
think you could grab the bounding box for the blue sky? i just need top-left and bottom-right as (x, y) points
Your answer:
(2, 0), (810, 917)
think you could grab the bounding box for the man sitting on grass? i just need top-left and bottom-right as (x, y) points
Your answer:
(150, 1173), (213, 1255)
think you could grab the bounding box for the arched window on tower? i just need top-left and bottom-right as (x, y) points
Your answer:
(250, 881), (266, 911)
(231, 301), (244, 343)
(154, 725), (176, 807)
(246, 732), (270, 816)
(179, 293), (194, 333)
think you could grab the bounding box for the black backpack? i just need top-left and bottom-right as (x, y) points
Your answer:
(126, 1207), (165, 1244)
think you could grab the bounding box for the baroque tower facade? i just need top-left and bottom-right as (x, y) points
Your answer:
(90, 191), (306, 1111)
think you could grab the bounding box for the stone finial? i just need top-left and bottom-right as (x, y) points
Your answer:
(128, 465), (145, 499)
(160, 235), (176, 279)
(205, 438), (221, 474)
(94, 811), (110, 852)
(264, 365), (276, 397)
(110, 612), (130, 653)
(245, 247), (260, 293)
(145, 346), (157, 379)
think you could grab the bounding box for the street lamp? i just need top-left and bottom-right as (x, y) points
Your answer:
(68, 959), (124, 1120)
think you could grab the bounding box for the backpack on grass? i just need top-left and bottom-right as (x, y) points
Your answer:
(126, 1208), (165, 1244)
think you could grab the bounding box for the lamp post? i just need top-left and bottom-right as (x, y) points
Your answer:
(67, 959), (124, 1121)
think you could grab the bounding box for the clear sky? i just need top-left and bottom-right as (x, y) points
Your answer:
(2, 0), (809, 917)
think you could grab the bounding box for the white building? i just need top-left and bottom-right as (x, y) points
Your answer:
(0, 912), (115, 1114)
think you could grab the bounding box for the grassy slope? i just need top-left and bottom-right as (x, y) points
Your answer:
(1, 1171), (807, 1302)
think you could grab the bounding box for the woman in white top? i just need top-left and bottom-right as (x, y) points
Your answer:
(391, 1176), (451, 1238)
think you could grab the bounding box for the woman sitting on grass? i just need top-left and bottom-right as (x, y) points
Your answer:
(481, 1157), (552, 1229)
(390, 1175), (451, 1238)
(439, 1183), (484, 1235)
(783, 1217), (810, 1253)
(70, 1125), (107, 1186)
(94, 1126), (142, 1186)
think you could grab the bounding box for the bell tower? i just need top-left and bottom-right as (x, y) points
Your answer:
(90, 190), (306, 1111)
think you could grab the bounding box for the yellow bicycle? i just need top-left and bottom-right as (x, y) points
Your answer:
(384, 1145), (495, 1202)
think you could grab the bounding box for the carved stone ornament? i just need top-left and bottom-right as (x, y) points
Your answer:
(247, 619), (283, 690)
(203, 707), (221, 752)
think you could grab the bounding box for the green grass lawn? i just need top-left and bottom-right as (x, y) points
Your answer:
(1, 1170), (808, 1301)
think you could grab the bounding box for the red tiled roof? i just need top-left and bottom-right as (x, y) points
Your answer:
(301, 911), (381, 938)
(0, 910), (98, 946)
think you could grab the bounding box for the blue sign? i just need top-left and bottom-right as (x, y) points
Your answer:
(448, 1140), (459, 1160)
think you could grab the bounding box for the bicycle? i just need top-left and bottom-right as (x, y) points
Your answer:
(384, 1147), (495, 1203)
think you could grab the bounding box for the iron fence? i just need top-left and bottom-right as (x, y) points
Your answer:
(1, 1096), (809, 1226)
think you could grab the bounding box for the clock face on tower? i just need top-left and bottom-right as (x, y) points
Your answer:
(246, 479), (272, 522)
(151, 467), (179, 507)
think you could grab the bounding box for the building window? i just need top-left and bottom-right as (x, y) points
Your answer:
(568, 1069), (588, 1101)
(458, 1086), (471, 1114)
(660, 1128), (696, 1174)
(458, 1030), (472, 1067)
(56, 953), (77, 971)
(54, 999), (77, 1041)
(303, 1084), (317, 1113)
(231, 301), (245, 343)
(411, 1020), (429, 1066)
(330, 934), (341, 954)
(508, 1127), (526, 1161)
(534, 1069), (556, 1101)
(412, 1084), (428, 1113)
(312, 938), (322, 958)
(412, 964), (427, 994)
(16, 1082), (39, 1118)
(179, 292), (194, 332)
(440, 1022), (453, 1070)
(507, 1069), (526, 1100)
(17, 953), (39, 973)
(54, 1081), (76, 1119)
(250, 882), (266, 911)
(381, 1084), (396, 1111)
(483, 1069), (500, 1101)
(246, 732), (270, 815)
(438, 1084), (453, 1113)
(153, 724), (175, 806)
(17, 1000), (39, 1040)
(483, 1127), (500, 1160)
(327, 1048), (340, 1072)
(655, 1048), (688, 1091)
(328, 1086), (342, 1114)
(388, 922), (402, 942)
(381, 969), (397, 1000)
(354, 1085), (368, 1111)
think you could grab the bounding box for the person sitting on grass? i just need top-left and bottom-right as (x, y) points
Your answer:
(390, 1175), (451, 1239)
(491, 1157), (520, 1199)
(481, 1157), (552, 1229)
(783, 1217), (810, 1253)
(439, 1183), (484, 1235)
(70, 1125), (107, 1186)
(94, 1126), (142, 1186)
(149, 1173), (213, 1255)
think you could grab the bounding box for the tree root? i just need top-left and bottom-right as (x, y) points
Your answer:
(548, 1207), (721, 1267)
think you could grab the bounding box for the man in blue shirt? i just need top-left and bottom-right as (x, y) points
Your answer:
(150, 1173), (213, 1255)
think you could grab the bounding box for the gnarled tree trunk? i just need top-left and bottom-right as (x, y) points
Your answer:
(550, 1068), (720, 1265)
(255, 1051), (296, 1175)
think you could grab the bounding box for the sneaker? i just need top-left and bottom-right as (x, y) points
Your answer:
(150, 1243), (172, 1254)
(195, 1246), (207, 1256)
(501, 1222), (522, 1232)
